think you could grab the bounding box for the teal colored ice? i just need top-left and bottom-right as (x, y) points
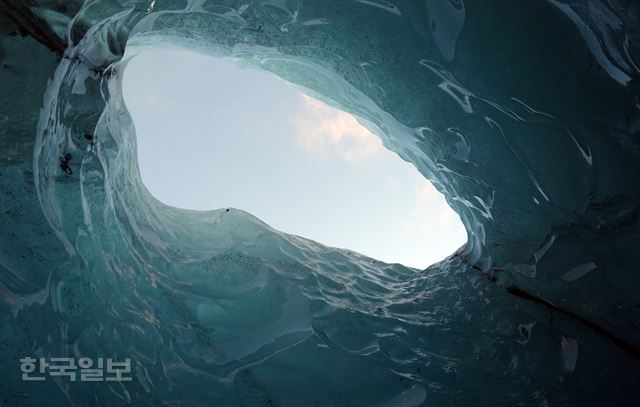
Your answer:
(1, 0), (640, 405)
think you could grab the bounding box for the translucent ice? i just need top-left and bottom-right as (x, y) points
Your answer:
(1, 0), (640, 405)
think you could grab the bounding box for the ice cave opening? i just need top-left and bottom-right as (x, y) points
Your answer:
(122, 49), (467, 269)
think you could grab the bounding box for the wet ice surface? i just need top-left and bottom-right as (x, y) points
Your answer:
(2, 0), (640, 405)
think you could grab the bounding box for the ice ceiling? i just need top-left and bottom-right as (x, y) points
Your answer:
(1, 0), (640, 406)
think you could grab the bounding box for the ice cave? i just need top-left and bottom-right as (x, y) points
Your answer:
(1, 0), (639, 406)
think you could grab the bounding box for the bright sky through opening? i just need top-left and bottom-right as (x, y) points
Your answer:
(123, 49), (466, 269)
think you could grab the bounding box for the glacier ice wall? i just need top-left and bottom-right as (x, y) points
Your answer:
(1, 0), (640, 405)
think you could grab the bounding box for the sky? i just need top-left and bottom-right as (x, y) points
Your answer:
(122, 49), (466, 269)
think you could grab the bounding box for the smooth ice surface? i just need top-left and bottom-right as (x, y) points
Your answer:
(123, 50), (467, 268)
(1, 0), (640, 406)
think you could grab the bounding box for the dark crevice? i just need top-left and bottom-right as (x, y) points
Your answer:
(0, 0), (66, 55)
(503, 283), (640, 359)
(461, 254), (640, 360)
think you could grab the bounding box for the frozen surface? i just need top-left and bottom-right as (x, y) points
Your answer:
(1, 0), (640, 405)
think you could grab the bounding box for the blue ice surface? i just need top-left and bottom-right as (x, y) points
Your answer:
(1, 0), (640, 405)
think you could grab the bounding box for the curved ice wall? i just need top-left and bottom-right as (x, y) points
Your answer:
(1, 0), (639, 405)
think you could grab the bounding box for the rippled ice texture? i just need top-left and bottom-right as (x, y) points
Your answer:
(1, 0), (640, 406)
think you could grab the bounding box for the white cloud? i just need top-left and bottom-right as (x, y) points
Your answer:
(292, 94), (384, 160)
